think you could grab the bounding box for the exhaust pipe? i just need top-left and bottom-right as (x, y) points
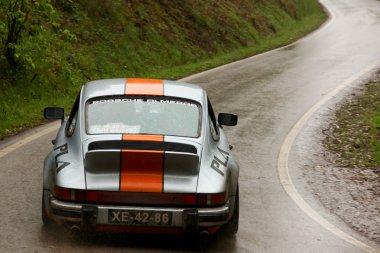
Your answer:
(199, 230), (210, 241)
(70, 225), (81, 235)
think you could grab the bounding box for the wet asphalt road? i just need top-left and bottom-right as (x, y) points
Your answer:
(1, 0), (380, 252)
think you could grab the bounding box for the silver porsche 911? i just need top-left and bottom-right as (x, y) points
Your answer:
(42, 78), (239, 236)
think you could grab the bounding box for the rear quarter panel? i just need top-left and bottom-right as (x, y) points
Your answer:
(197, 123), (239, 197)
(43, 117), (86, 191)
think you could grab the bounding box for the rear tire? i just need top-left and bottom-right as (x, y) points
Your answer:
(225, 185), (239, 235)
(41, 190), (52, 226)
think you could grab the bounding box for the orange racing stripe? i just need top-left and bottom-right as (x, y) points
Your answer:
(125, 78), (163, 96)
(120, 134), (164, 192)
(122, 134), (163, 142)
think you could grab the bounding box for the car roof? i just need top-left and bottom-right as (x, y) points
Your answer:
(81, 78), (205, 104)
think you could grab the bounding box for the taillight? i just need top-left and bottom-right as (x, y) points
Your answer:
(85, 191), (226, 206)
(53, 186), (85, 202)
(196, 192), (227, 206)
(86, 191), (197, 205)
(52, 187), (226, 206)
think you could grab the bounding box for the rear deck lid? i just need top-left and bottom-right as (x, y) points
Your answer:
(83, 135), (201, 194)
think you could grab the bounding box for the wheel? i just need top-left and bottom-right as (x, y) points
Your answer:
(41, 190), (52, 226)
(225, 185), (239, 235)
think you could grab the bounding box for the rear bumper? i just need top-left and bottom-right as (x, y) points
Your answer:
(47, 195), (230, 233)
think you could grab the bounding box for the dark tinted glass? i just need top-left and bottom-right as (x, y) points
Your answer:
(44, 107), (64, 120)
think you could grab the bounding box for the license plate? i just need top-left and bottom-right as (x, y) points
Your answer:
(108, 209), (172, 226)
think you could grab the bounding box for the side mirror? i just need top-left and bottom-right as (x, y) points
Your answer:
(218, 113), (238, 126)
(44, 107), (64, 121)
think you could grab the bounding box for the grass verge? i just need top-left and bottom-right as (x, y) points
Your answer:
(323, 73), (380, 175)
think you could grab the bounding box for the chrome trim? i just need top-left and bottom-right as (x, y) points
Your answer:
(49, 198), (230, 226)
(51, 199), (82, 212)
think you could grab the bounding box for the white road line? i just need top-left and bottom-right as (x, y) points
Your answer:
(277, 60), (380, 253)
(0, 122), (60, 159)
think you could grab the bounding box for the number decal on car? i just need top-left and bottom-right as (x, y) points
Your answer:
(210, 147), (229, 176)
(54, 143), (70, 174)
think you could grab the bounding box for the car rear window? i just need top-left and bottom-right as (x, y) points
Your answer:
(86, 96), (201, 137)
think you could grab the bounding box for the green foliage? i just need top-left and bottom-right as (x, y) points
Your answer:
(0, 0), (56, 70)
(0, 0), (327, 139)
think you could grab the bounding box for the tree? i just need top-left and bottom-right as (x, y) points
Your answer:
(0, 0), (55, 71)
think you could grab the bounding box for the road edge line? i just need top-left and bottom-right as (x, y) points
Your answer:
(277, 61), (380, 253)
(0, 122), (60, 159)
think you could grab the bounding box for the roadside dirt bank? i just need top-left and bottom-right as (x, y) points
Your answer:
(299, 72), (380, 244)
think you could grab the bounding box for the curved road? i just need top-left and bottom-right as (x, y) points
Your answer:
(1, 0), (380, 252)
